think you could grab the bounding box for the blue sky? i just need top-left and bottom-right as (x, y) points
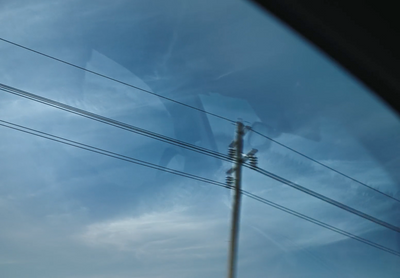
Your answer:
(0, 0), (399, 277)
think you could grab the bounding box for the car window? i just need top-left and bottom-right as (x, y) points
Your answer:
(0, 1), (399, 277)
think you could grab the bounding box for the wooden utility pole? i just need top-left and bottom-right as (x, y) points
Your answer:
(227, 121), (244, 278)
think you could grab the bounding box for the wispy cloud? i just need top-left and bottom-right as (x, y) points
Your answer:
(78, 206), (226, 256)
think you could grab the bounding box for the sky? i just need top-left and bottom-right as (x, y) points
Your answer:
(0, 0), (400, 277)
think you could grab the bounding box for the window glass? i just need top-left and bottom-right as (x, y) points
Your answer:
(0, 0), (399, 277)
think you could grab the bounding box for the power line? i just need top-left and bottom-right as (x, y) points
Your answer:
(250, 129), (400, 203)
(251, 166), (400, 233)
(0, 119), (398, 258)
(2, 83), (398, 233)
(240, 189), (400, 258)
(0, 38), (234, 123)
(0, 83), (232, 163)
(0, 119), (228, 189)
(0, 37), (398, 203)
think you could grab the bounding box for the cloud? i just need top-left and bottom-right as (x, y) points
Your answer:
(78, 206), (226, 257)
(0, 0), (400, 277)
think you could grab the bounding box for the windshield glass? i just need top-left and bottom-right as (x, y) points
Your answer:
(0, 0), (399, 277)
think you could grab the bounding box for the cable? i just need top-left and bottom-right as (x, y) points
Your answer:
(240, 189), (400, 258)
(250, 129), (400, 204)
(1, 37), (397, 204)
(0, 38), (234, 123)
(2, 83), (398, 233)
(0, 119), (228, 189)
(0, 119), (399, 258)
(0, 83), (233, 163)
(0, 35), (400, 207)
(250, 166), (400, 233)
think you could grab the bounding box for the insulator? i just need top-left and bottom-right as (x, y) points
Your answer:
(249, 156), (258, 168)
(226, 176), (234, 186)
(228, 147), (236, 159)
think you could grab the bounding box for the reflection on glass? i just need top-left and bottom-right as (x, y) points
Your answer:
(0, 0), (399, 277)
(248, 121), (281, 150)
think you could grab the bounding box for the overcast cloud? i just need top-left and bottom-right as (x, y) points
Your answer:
(0, 0), (399, 277)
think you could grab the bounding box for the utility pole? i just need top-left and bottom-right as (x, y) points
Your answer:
(227, 121), (244, 278)
(226, 122), (258, 278)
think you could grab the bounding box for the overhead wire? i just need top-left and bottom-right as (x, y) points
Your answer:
(0, 38), (234, 123)
(250, 129), (400, 203)
(1, 37), (398, 204)
(250, 166), (400, 233)
(0, 83), (232, 163)
(240, 189), (400, 258)
(1, 83), (399, 233)
(0, 118), (399, 258)
(0, 119), (228, 189)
